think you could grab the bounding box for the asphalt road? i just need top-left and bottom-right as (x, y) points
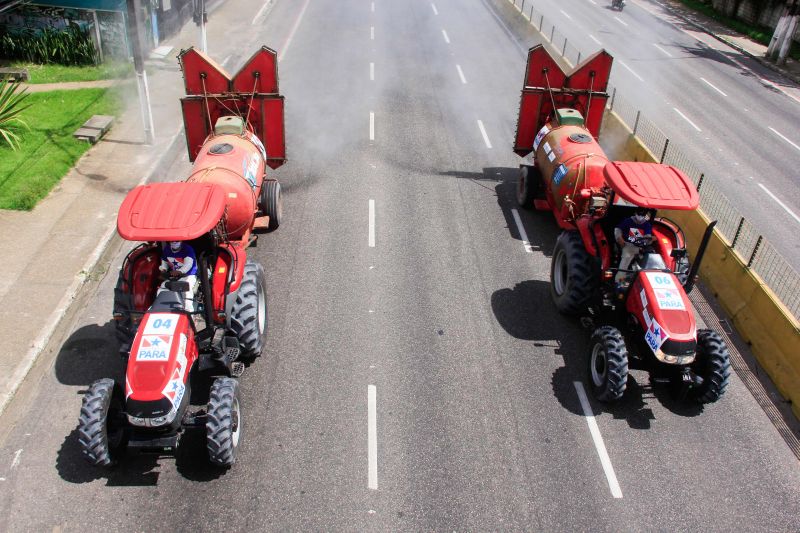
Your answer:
(530, 0), (800, 268)
(1, 0), (799, 530)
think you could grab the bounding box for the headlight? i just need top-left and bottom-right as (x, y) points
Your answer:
(127, 409), (178, 427)
(654, 350), (695, 365)
(127, 415), (147, 426)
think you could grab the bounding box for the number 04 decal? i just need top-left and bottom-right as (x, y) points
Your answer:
(143, 313), (180, 335)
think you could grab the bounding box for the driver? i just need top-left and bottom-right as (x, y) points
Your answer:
(615, 207), (655, 283)
(157, 241), (198, 311)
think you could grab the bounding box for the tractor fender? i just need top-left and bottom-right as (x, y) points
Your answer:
(212, 244), (246, 324)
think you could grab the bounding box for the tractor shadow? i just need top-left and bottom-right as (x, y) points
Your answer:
(490, 279), (696, 429)
(54, 320), (123, 387)
(439, 166), (557, 257)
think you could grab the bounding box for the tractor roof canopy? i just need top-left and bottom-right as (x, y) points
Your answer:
(117, 182), (226, 241)
(603, 162), (699, 210)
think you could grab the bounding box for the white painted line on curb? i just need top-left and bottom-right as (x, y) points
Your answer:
(477, 120), (492, 148)
(700, 77), (727, 97)
(278, 0), (310, 61)
(369, 199), (376, 247)
(560, 9), (572, 19)
(369, 112), (375, 141)
(371, 26), (375, 40)
(456, 64), (467, 84)
(368, 385), (378, 489)
(511, 209), (533, 253)
(758, 183), (800, 225)
(769, 127), (800, 153)
(431, 2), (438, 15)
(673, 107), (702, 132)
(252, 0), (273, 25)
(618, 60), (643, 82)
(370, 62), (375, 81)
(442, 29), (450, 43)
(10, 449), (22, 470)
(590, 34), (602, 45)
(653, 43), (672, 57)
(574, 382), (623, 499)
(614, 16), (628, 26)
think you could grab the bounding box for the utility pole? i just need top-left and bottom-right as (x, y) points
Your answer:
(768, 0), (799, 65)
(126, 0), (155, 144)
(193, 0), (208, 53)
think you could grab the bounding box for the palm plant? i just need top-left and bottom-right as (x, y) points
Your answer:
(0, 81), (31, 150)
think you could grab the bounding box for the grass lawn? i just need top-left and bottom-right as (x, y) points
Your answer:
(0, 88), (122, 210)
(11, 61), (133, 84)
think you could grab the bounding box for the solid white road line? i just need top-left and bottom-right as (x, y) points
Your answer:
(10, 449), (21, 470)
(251, 0), (272, 25)
(368, 385), (378, 489)
(560, 9), (573, 19)
(442, 29), (450, 43)
(456, 64), (467, 84)
(369, 199), (376, 247)
(700, 77), (727, 97)
(758, 183), (800, 225)
(477, 120), (492, 148)
(371, 26), (375, 40)
(371, 2), (374, 12)
(769, 127), (800, 153)
(370, 112), (375, 141)
(590, 34), (602, 45)
(431, 2), (438, 15)
(653, 43), (673, 57)
(574, 382), (623, 499)
(614, 16), (628, 27)
(511, 209), (533, 253)
(278, 0), (310, 61)
(617, 60), (644, 82)
(673, 107), (702, 132)
(370, 62), (375, 81)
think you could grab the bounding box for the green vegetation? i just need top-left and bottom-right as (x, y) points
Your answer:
(0, 81), (31, 150)
(0, 24), (96, 65)
(11, 61), (133, 84)
(0, 88), (121, 210)
(679, 0), (800, 60)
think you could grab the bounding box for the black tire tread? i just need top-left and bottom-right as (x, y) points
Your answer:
(229, 261), (267, 360)
(206, 377), (240, 467)
(693, 329), (731, 403)
(516, 165), (538, 209)
(551, 231), (598, 315)
(78, 378), (121, 467)
(262, 179), (282, 231)
(590, 326), (629, 402)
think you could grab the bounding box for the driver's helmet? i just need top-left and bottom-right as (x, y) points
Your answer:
(169, 241), (182, 253)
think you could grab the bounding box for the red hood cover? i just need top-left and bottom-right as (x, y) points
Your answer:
(604, 162), (699, 210)
(117, 182), (226, 241)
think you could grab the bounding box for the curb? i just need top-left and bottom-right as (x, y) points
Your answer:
(0, 126), (184, 418)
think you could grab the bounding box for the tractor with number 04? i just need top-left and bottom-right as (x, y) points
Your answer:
(77, 47), (287, 468)
(513, 45), (731, 403)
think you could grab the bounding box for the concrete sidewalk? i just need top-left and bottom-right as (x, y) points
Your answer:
(0, 0), (798, 418)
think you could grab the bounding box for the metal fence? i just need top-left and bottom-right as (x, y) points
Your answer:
(509, 0), (800, 318)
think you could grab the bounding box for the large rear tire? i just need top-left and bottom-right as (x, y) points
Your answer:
(691, 330), (731, 403)
(589, 326), (629, 402)
(206, 377), (242, 467)
(516, 165), (539, 209)
(229, 261), (267, 360)
(78, 378), (126, 466)
(260, 179), (283, 231)
(550, 231), (598, 315)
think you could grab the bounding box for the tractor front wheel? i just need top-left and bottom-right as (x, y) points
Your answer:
(229, 261), (268, 360)
(206, 377), (242, 467)
(550, 231), (598, 315)
(261, 179), (283, 231)
(691, 329), (731, 403)
(78, 378), (126, 466)
(589, 326), (629, 402)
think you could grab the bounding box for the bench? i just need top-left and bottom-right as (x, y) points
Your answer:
(0, 67), (29, 82)
(73, 115), (115, 144)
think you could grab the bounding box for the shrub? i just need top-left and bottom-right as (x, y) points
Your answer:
(0, 23), (97, 65)
(0, 81), (31, 150)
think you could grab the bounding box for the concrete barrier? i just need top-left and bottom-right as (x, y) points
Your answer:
(601, 111), (800, 419)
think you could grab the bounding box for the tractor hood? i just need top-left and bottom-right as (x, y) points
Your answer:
(604, 162), (699, 210)
(117, 182), (226, 241)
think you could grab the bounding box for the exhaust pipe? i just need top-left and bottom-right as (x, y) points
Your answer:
(684, 220), (717, 294)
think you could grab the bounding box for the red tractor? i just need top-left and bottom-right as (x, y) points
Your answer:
(514, 46), (731, 403)
(78, 47), (286, 467)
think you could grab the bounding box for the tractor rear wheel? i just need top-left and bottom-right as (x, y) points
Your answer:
(691, 329), (731, 403)
(78, 378), (126, 466)
(229, 261), (267, 360)
(206, 377), (241, 467)
(261, 179), (283, 231)
(516, 165), (539, 209)
(550, 231), (598, 315)
(589, 326), (629, 402)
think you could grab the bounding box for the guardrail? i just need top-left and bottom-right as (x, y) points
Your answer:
(510, 0), (800, 320)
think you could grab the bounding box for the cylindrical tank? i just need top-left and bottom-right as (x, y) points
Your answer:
(534, 122), (610, 216)
(187, 132), (266, 239)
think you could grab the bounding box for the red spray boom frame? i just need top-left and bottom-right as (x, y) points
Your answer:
(179, 46), (287, 169)
(514, 45), (613, 157)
